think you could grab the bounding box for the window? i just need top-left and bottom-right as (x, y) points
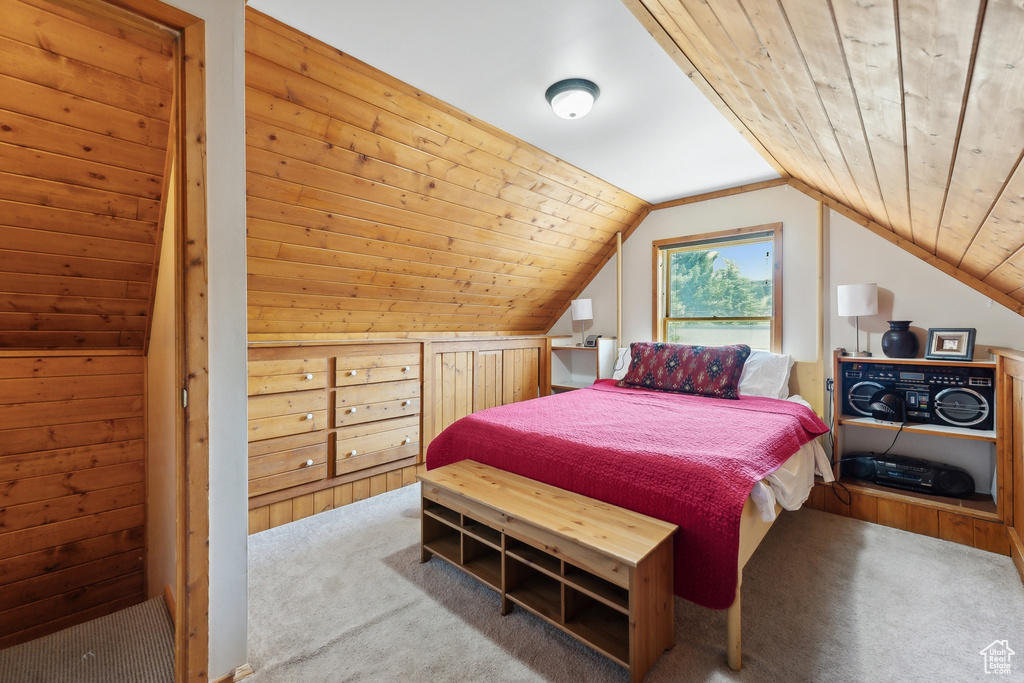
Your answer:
(653, 223), (782, 351)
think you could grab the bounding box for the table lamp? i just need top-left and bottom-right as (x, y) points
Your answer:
(570, 298), (593, 347)
(837, 283), (878, 357)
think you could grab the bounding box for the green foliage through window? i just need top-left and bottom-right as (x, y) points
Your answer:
(658, 229), (779, 351)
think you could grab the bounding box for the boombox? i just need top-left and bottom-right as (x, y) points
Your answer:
(840, 362), (994, 431)
(841, 452), (975, 498)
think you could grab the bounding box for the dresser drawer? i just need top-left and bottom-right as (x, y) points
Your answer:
(248, 390), (326, 421)
(335, 379), (420, 410)
(335, 415), (420, 475)
(249, 389), (328, 442)
(335, 396), (420, 428)
(336, 351), (420, 386)
(248, 434), (327, 497)
(248, 358), (329, 395)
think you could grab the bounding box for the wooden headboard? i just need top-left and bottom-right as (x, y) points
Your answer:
(789, 359), (825, 419)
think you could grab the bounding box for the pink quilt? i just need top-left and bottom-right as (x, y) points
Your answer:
(426, 379), (829, 609)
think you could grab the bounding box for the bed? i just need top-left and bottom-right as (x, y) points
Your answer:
(425, 343), (832, 670)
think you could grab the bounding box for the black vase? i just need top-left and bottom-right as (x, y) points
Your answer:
(881, 321), (919, 358)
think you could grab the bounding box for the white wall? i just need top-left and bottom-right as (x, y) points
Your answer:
(554, 185), (1024, 487)
(828, 212), (1024, 357)
(163, 0), (249, 677)
(554, 184), (1024, 362)
(146, 168), (177, 606)
(551, 184), (823, 360)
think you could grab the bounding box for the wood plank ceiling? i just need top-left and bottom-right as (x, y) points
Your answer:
(245, 10), (649, 340)
(0, 0), (175, 349)
(628, 0), (1024, 310)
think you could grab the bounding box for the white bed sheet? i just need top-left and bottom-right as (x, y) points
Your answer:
(750, 439), (832, 522)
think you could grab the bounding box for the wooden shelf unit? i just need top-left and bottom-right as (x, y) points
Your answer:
(822, 350), (1013, 552)
(835, 415), (996, 441)
(550, 336), (618, 392)
(419, 460), (677, 683)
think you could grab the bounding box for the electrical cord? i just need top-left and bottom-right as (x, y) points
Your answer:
(825, 376), (852, 506)
(877, 421), (906, 456)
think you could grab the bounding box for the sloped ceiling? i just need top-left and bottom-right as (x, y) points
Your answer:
(245, 10), (648, 339)
(0, 0), (175, 348)
(626, 0), (1024, 312)
(246, 0), (779, 205)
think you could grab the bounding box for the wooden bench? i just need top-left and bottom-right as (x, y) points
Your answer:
(418, 460), (678, 682)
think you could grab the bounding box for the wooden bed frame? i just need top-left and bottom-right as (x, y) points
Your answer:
(726, 359), (823, 670)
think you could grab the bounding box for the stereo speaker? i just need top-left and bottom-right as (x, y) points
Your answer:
(935, 469), (975, 498)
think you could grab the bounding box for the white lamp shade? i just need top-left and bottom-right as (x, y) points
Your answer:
(836, 283), (878, 317)
(570, 298), (593, 322)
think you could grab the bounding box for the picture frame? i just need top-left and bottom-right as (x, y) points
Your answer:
(924, 328), (976, 361)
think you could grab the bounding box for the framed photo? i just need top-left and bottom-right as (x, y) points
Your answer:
(924, 328), (976, 361)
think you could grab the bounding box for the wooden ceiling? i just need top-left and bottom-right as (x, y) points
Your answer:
(626, 0), (1024, 312)
(0, 0), (175, 349)
(244, 10), (648, 340)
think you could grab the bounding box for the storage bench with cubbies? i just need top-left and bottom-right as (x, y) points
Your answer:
(418, 460), (677, 682)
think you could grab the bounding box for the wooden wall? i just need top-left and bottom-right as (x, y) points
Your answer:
(0, 0), (176, 349)
(804, 483), (1009, 556)
(426, 338), (547, 447)
(627, 0), (1024, 316)
(244, 9), (649, 340)
(0, 352), (146, 647)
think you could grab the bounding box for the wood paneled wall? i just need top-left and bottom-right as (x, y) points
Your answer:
(244, 9), (649, 340)
(425, 338), (548, 450)
(993, 348), (1024, 582)
(804, 483), (1009, 556)
(248, 464), (419, 534)
(0, 0), (176, 349)
(0, 351), (146, 647)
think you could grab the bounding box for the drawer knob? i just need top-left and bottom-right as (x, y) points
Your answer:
(348, 407), (357, 414)
(304, 459), (314, 467)
(349, 370), (358, 376)
(402, 437), (411, 445)
(305, 373), (313, 380)
(349, 450), (357, 457)
(402, 366), (410, 372)
(305, 413), (314, 420)
(402, 400), (411, 407)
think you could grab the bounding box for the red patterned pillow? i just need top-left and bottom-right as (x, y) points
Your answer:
(616, 342), (751, 399)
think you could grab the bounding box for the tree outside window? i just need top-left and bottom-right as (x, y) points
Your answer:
(653, 223), (782, 351)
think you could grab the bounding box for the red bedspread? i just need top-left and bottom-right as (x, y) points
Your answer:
(426, 379), (829, 609)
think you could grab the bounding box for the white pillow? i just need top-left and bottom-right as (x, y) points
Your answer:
(738, 349), (794, 399)
(611, 347), (631, 380)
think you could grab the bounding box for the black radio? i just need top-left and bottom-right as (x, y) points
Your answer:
(840, 362), (994, 431)
(841, 452), (975, 498)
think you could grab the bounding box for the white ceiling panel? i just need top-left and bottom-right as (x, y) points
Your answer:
(247, 0), (779, 203)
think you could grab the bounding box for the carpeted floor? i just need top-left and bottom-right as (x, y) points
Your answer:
(0, 597), (174, 683)
(247, 483), (1024, 682)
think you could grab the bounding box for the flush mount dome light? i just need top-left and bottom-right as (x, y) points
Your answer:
(545, 78), (600, 119)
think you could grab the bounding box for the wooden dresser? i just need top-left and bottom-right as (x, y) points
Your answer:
(247, 343), (424, 531)
(246, 337), (551, 533)
(333, 344), (421, 478)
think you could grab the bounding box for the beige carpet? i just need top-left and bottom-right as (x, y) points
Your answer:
(247, 484), (1024, 682)
(0, 597), (174, 683)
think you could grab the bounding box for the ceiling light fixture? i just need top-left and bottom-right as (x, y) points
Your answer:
(545, 78), (600, 119)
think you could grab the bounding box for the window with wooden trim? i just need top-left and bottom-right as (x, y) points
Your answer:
(653, 223), (782, 351)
